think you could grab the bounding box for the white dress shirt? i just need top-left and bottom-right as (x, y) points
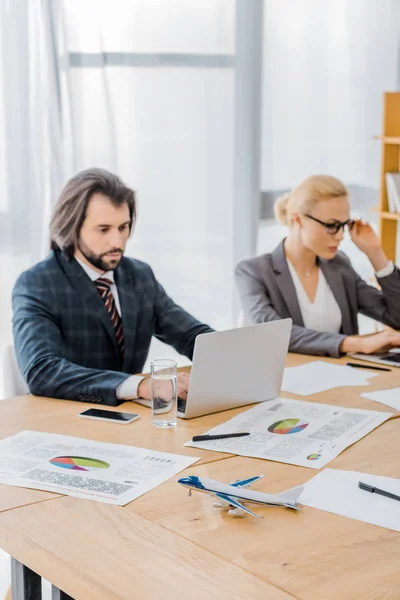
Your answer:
(75, 257), (144, 399)
(286, 260), (395, 335)
(375, 260), (395, 279)
(287, 261), (342, 333)
(75, 258), (122, 315)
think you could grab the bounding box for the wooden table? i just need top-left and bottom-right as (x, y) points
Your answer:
(0, 394), (237, 600)
(0, 393), (240, 523)
(0, 394), (239, 472)
(0, 498), (296, 600)
(127, 418), (400, 600)
(0, 354), (399, 599)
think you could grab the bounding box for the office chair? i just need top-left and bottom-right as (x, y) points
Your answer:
(1, 344), (29, 399)
(237, 311), (251, 327)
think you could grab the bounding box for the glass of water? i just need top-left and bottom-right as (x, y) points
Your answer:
(150, 359), (177, 428)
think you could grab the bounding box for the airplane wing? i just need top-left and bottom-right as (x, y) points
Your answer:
(230, 475), (264, 488)
(214, 493), (262, 518)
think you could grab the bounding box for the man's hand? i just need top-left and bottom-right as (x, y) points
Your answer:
(137, 372), (191, 400)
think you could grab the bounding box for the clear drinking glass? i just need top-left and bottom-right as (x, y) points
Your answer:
(150, 359), (177, 428)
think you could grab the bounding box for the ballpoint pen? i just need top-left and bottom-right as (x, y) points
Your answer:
(192, 432), (250, 442)
(346, 362), (391, 372)
(358, 481), (400, 502)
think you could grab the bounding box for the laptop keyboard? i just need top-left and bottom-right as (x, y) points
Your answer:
(177, 397), (187, 413)
(379, 353), (400, 364)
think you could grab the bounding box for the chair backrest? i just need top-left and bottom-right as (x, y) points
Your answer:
(1, 344), (29, 398)
(238, 310), (251, 327)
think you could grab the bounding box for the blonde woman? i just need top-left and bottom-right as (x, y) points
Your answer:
(235, 174), (400, 357)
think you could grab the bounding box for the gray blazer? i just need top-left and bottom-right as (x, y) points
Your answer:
(235, 241), (400, 358)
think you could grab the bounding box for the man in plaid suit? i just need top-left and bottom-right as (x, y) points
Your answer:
(12, 168), (213, 405)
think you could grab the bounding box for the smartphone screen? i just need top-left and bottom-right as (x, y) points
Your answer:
(78, 408), (139, 422)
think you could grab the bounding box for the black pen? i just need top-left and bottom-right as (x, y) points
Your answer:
(192, 432), (250, 442)
(346, 362), (391, 373)
(359, 481), (400, 502)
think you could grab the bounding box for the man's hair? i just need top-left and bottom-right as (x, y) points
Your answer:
(50, 168), (136, 259)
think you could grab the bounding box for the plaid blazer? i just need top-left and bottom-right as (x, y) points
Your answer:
(12, 250), (213, 405)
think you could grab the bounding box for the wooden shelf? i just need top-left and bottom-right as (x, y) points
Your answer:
(377, 92), (400, 262)
(380, 211), (400, 221)
(374, 136), (400, 144)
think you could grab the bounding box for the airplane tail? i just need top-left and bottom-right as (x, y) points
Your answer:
(275, 485), (304, 509)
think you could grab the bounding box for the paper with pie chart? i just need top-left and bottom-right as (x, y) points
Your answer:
(0, 430), (199, 505)
(49, 456), (110, 471)
(185, 397), (392, 469)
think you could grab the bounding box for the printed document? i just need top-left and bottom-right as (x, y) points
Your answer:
(300, 468), (400, 531)
(0, 430), (199, 505)
(361, 388), (400, 411)
(282, 361), (377, 396)
(185, 398), (392, 469)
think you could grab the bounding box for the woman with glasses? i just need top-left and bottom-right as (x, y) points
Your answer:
(235, 174), (400, 357)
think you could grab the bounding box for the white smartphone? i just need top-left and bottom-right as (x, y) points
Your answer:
(78, 408), (140, 424)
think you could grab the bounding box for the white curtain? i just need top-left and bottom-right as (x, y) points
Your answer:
(61, 0), (262, 367)
(62, 0), (238, 339)
(0, 0), (262, 387)
(0, 0), (70, 397)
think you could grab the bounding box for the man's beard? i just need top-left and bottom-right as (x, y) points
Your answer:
(77, 239), (124, 272)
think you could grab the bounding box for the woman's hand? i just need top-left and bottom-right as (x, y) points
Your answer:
(350, 219), (381, 254)
(359, 330), (400, 354)
(350, 219), (389, 271)
(341, 330), (400, 355)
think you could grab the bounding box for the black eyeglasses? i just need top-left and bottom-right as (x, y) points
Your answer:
(304, 214), (355, 235)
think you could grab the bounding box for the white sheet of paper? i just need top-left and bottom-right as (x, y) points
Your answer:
(300, 468), (400, 532)
(0, 430), (199, 505)
(281, 361), (377, 396)
(184, 398), (392, 469)
(361, 388), (400, 411)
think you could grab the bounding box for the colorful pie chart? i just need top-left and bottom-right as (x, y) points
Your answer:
(49, 456), (110, 471)
(307, 453), (321, 461)
(268, 418), (309, 435)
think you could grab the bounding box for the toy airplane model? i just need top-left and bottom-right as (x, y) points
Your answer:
(178, 474), (303, 518)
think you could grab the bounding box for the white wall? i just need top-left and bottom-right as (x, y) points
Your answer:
(261, 0), (400, 192)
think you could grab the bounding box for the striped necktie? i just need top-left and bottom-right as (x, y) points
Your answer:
(95, 277), (124, 359)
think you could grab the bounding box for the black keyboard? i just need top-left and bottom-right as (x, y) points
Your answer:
(379, 353), (400, 364)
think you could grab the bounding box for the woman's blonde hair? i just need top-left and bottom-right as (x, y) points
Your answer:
(274, 175), (348, 226)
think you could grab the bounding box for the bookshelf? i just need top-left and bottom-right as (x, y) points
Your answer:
(378, 92), (400, 262)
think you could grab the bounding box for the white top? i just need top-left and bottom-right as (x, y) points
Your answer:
(75, 257), (144, 399)
(286, 259), (395, 335)
(287, 261), (342, 334)
(375, 260), (395, 279)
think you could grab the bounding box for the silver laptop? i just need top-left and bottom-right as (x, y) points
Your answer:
(350, 350), (400, 368)
(135, 319), (292, 419)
